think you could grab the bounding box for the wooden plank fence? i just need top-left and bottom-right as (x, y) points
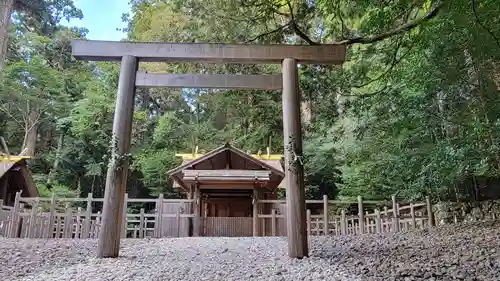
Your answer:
(0, 192), (436, 239)
(0, 192), (195, 239)
(254, 195), (434, 237)
(204, 217), (253, 237)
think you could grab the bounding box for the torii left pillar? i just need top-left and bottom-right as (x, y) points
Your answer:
(282, 58), (308, 258)
(97, 55), (138, 258)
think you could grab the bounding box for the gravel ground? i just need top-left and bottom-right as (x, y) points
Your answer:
(0, 237), (354, 281)
(1, 221), (499, 281)
(312, 220), (500, 281)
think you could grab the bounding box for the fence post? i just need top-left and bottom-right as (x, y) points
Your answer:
(8, 192), (21, 238)
(392, 195), (400, 232)
(340, 209), (346, 235)
(63, 204), (72, 238)
(335, 215), (340, 235)
(121, 193), (128, 238)
(139, 208), (145, 238)
(155, 193), (164, 238)
(323, 195), (329, 236)
(54, 214), (61, 239)
(75, 207), (82, 238)
(261, 213), (266, 236)
(176, 207), (181, 237)
(202, 201), (207, 235)
(375, 209), (382, 233)
(410, 203), (416, 229)
(365, 211), (370, 233)
(425, 196), (434, 228)
(358, 196), (364, 234)
(89, 220), (95, 238)
(27, 198), (39, 238)
(186, 190), (193, 236)
(81, 193), (92, 239)
(193, 185), (201, 237)
(271, 209), (277, 236)
(306, 209), (311, 236)
(133, 226), (138, 238)
(252, 189), (259, 236)
(95, 211), (102, 237)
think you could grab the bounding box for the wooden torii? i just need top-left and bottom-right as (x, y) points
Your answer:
(71, 40), (346, 259)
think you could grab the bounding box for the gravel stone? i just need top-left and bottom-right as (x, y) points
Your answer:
(311, 221), (500, 281)
(1, 221), (499, 281)
(0, 237), (354, 281)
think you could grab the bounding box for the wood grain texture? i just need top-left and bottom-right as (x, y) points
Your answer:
(136, 73), (283, 90)
(97, 56), (138, 258)
(253, 189), (259, 236)
(71, 40), (346, 64)
(282, 58), (308, 258)
(194, 184), (201, 237)
(182, 169), (271, 177)
(358, 196), (364, 234)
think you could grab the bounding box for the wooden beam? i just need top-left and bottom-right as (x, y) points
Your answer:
(282, 58), (308, 258)
(184, 177), (270, 182)
(136, 73), (283, 90)
(182, 169), (270, 178)
(204, 195), (251, 200)
(199, 184), (265, 189)
(71, 40), (346, 64)
(175, 153), (283, 161)
(97, 55), (138, 258)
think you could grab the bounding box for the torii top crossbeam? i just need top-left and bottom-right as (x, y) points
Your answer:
(71, 40), (346, 64)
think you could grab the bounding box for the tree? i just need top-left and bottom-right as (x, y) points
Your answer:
(3, 0), (500, 203)
(0, 0), (15, 72)
(0, 0), (82, 72)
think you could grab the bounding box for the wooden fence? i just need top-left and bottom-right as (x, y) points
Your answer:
(0, 192), (435, 239)
(0, 192), (194, 239)
(255, 195), (434, 236)
(204, 217), (253, 237)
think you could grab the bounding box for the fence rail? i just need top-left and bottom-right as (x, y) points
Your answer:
(0, 192), (435, 239)
(256, 195), (432, 237)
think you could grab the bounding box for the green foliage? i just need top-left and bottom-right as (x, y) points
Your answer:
(317, 0), (500, 200)
(13, 0), (83, 36)
(34, 174), (77, 198)
(3, 0), (500, 203)
(132, 148), (181, 197)
(37, 182), (77, 198)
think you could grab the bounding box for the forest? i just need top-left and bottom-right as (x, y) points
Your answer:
(0, 0), (499, 203)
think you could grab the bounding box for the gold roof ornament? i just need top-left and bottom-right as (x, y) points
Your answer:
(175, 153), (283, 161)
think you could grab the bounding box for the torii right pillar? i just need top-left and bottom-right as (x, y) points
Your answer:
(282, 58), (308, 258)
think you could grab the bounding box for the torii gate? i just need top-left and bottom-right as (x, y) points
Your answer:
(71, 40), (346, 259)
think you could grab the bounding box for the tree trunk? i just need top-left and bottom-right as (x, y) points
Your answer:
(47, 132), (65, 186)
(76, 177), (81, 197)
(0, 0), (14, 72)
(301, 101), (312, 126)
(22, 109), (40, 158)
